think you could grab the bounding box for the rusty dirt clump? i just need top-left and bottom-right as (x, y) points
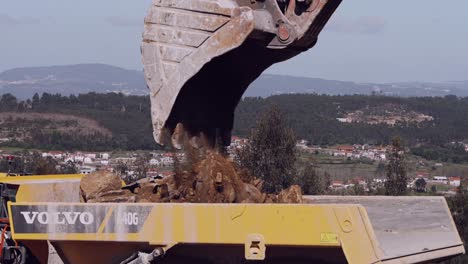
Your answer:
(80, 151), (303, 204)
(80, 171), (136, 203)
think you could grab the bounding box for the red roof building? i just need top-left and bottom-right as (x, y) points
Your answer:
(337, 146), (354, 152)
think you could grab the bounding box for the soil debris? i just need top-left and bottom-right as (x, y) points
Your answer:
(81, 151), (302, 204)
(80, 171), (123, 202)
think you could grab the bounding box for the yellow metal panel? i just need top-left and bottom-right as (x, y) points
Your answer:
(8, 202), (382, 264)
(0, 174), (83, 183)
(0, 174), (83, 202)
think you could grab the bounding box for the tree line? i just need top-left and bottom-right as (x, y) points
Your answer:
(2, 92), (468, 157)
(234, 94), (468, 147)
(0, 92), (159, 151)
(0, 151), (78, 175)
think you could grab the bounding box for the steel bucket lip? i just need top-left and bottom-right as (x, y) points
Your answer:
(142, 0), (342, 148)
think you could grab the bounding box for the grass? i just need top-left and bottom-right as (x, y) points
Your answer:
(299, 150), (468, 181)
(0, 146), (45, 153)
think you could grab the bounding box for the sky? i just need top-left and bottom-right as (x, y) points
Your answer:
(0, 0), (467, 83)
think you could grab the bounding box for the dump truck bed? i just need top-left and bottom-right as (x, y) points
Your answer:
(7, 196), (464, 264)
(305, 196), (465, 263)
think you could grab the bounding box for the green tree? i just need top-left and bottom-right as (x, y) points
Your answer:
(446, 176), (468, 263)
(414, 178), (427, 193)
(375, 162), (386, 177)
(61, 161), (78, 174)
(300, 164), (324, 195)
(385, 137), (408, 196)
(366, 177), (374, 194)
(323, 171), (332, 193)
(0, 93), (18, 110)
(114, 161), (129, 175)
(134, 154), (149, 180)
(352, 180), (366, 195)
(32, 93), (40, 107)
(237, 105), (297, 193)
(27, 152), (59, 175)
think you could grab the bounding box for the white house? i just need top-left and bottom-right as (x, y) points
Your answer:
(333, 151), (346, 157)
(50, 151), (64, 159)
(380, 153), (387, 161)
(149, 159), (160, 166)
(373, 178), (387, 184)
(72, 155), (85, 163)
(330, 181), (345, 190)
(336, 117), (352, 123)
(101, 153), (110, 160)
(161, 157), (174, 166)
(433, 176), (448, 183)
(362, 151), (375, 159)
(449, 177), (461, 187)
(296, 140), (309, 150)
(84, 153), (97, 159)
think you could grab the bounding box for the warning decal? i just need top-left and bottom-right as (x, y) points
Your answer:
(320, 233), (339, 244)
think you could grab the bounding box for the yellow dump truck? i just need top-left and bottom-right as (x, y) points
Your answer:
(0, 174), (464, 263)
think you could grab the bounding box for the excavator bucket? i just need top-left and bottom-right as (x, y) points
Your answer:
(141, 0), (342, 147)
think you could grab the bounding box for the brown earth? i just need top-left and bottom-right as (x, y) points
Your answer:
(80, 171), (132, 202)
(81, 151), (303, 204)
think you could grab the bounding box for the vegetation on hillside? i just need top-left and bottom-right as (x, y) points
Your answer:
(234, 94), (468, 163)
(234, 94), (468, 147)
(1, 92), (468, 161)
(0, 92), (158, 151)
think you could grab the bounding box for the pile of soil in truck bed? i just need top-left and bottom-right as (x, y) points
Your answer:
(80, 151), (303, 204)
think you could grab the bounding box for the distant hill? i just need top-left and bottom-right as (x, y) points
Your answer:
(0, 64), (147, 99)
(247, 75), (468, 97)
(1, 64), (467, 99)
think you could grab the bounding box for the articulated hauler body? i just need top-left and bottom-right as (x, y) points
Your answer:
(0, 175), (464, 264)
